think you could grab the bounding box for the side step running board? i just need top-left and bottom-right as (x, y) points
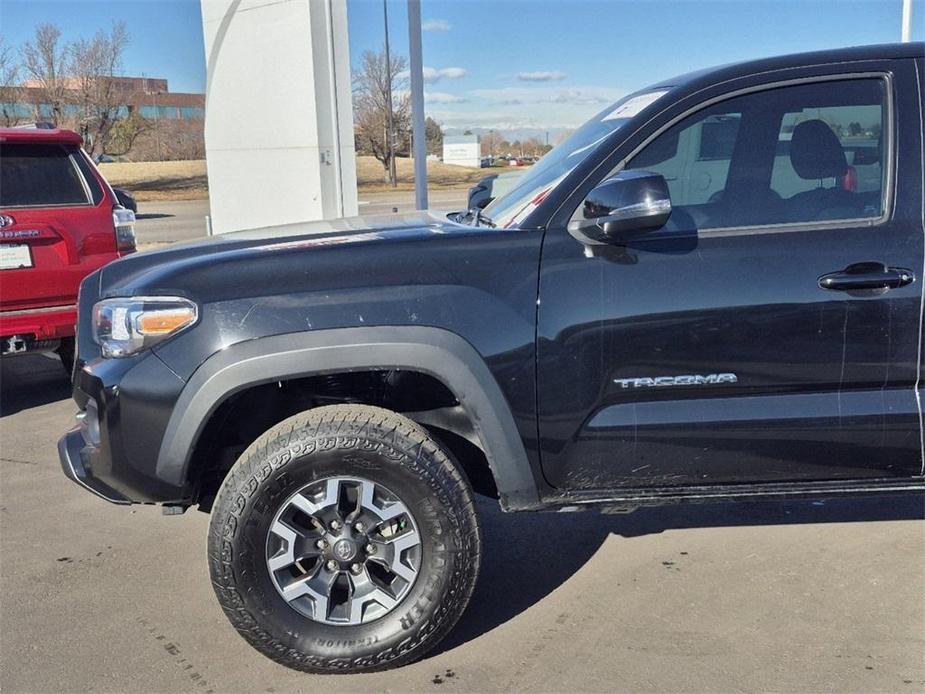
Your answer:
(540, 478), (925, 512)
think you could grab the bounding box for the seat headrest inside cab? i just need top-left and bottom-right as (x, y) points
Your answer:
(789, 119), (848, 180)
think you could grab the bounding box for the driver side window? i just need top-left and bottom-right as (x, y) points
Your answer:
(623, 78), (886, 231)
(629, 111), (742, 210)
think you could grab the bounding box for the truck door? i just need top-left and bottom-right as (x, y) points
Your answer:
(537, 64), (924, 491)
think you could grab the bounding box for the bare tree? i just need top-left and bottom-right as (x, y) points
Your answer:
(19, 22), (147, 156)
(105, 110), (152, 157)
(0, 37), (24, 126)
(521, 137), (545, 157)
(21, 23), (70, 125)
(353, 49), (410, 183)
(480, 131), (503, 157)
(69, 22), (138, 156)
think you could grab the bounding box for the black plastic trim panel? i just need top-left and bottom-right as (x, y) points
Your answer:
(156, 326), (541, 510)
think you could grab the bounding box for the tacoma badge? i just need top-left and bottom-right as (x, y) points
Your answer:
(614, 373), (738, 388)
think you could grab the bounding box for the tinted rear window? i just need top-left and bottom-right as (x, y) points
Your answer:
(0, 144), (89, 207)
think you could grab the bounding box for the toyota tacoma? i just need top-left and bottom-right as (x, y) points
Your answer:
(58, 43), (925, 672)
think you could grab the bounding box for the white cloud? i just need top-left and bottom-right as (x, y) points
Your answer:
(422, 19), (451, 32)
(425, 91), (466, 104)
(426, 84), (627, 130)
(438, 67), (467, 79)
(427, 109), (556, 131)
(517, 70), (567, 82)
(471, 85), (622, 106)
(420, 66), (468, 84)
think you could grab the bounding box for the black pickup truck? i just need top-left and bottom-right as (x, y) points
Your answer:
(59, 43), (924, 673)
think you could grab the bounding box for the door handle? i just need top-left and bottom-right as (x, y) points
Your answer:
(818, 262), (915, 292)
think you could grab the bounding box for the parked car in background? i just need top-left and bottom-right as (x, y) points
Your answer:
(113, 188), (138, 214)
(0, 127), (136, 373)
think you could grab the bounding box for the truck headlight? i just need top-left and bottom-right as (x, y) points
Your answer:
(92, 297), (198, 358)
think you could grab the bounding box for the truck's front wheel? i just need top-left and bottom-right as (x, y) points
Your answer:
(207, 404), (481, 673)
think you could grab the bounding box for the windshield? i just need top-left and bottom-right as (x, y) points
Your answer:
(481, 89), (669, 228)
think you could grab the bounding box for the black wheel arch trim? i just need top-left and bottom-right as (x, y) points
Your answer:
(155, 326), (541, 511)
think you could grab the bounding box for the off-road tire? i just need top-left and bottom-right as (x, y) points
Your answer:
(207, 404), (482, 673)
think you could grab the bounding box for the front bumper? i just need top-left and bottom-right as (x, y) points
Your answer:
(58, 426), (132, 505)
(57, 351), (191, 505)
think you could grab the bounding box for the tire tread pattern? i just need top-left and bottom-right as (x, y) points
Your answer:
(207, 404), (481, 673)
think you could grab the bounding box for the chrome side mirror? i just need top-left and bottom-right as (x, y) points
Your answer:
(567, 170), (672, 245)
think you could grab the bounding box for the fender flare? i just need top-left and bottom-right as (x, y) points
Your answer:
(155, 326), (541, 510)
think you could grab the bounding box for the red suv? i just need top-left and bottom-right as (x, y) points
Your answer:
(0, 127), (135, 373)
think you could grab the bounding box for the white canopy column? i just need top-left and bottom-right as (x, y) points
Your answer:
(200, 0), (358, 233)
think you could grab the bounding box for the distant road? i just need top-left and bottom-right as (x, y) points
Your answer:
(357, 187), (469, 216)
(134, 188), (470, 250)
(135, 200), (211, 248)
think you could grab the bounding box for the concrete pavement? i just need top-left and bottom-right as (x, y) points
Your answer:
(1, 354), (923, 693)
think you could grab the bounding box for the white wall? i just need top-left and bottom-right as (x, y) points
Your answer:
(200, 0), (358, 234)
(442, 135), (480, 168)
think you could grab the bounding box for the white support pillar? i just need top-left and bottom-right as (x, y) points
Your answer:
(900, 0), (913, 42)
(200, 0), (358, 234)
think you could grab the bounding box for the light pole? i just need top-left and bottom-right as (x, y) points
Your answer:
(383, 0), (397, 187)
(407, 0), (427, 209)
(901, 0), (912, 42)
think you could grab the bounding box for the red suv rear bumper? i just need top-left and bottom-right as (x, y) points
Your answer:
(0, 305), (77, 342)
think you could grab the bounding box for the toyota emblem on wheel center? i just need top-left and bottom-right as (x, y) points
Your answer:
(333, 539), (355, 561)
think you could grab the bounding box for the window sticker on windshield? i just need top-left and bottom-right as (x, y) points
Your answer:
(602, 90), (669, 121)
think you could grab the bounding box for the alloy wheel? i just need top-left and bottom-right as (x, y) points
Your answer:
(265, 476), (422, 625)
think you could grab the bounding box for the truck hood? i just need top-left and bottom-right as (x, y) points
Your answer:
(96, 210), (478, 296)
(76, 206), (542, 383)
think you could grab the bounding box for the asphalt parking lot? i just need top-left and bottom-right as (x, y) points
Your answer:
(132, 189), (470, 249)
(2, 353), (924, 693)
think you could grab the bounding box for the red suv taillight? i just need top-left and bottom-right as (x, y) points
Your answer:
(113, 206), (136, 254)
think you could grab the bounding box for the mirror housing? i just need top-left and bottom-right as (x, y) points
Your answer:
(567, 170), (672, 245)
(467, 174), (498, 211)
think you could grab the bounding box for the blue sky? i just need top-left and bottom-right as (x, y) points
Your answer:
(2, 0), (922, 133)
(1, 0), (207, 93)
(348, 0), (924, 133)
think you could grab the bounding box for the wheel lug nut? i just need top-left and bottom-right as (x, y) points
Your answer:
(316, 539), (327, 549)
(326, 560), (338, 571)
(350, 563), (362, 575)
(354, 521), (365, 533)
(365, 543), (376, 554)
(330, 520), (342, 531)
